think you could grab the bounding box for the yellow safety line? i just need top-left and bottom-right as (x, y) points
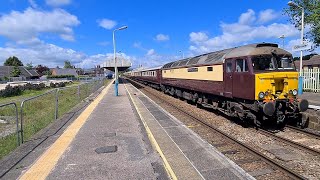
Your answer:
(124, 84), (178, 180)
(19, 80), (115, 180)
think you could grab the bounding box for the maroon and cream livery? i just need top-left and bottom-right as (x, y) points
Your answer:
(125, 43), (308, 128)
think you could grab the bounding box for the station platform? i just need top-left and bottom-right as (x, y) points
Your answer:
(299, 92), (320, 107)
(16, 80), (253, 180)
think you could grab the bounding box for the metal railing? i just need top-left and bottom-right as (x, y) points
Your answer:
(0, 102), (20, 147)
(20, 89), (57, 143)
(18, 79), (105, 143)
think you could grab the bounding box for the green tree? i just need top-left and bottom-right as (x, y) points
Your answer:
(293, 53), (318, 60)
(284, 0), (320, 47)
(64, 60), (74, 69)
(4, 56), (24, 66)
(26, 62), (33, 70)
(11, 66), (21, 77)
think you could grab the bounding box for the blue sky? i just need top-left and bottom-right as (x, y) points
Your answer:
(0, 0), (314, 68)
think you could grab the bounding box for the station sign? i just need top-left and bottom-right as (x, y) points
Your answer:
(292, 43), (312, 52)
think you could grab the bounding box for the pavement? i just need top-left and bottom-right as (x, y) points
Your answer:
(18, 80), (165, 180)
(299, 92), (320, 107)
(2, 79), (254, 180)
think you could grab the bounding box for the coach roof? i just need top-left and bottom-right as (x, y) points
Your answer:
(162, 43), (292, 69)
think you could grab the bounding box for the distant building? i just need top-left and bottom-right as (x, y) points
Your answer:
(0, 66), (40, 80)
(51, 68), (78, 77)
(295, 55), (320, 70)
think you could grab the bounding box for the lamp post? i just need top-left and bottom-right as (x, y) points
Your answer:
(279, 34), (285, 49)
(113, 26), (127, 96)
(288, 1), (304, 95)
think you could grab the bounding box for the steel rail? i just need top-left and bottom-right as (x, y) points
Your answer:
(127, 78), (306, 180)
(258, 129), (320, 156)
(286, 125), (320, 140)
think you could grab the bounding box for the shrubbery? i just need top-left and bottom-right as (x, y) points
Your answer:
(47, 75), (75, 79)
(0, 85), (22, 97)
(49, 82), (66, 88)
(0, 81), (69, 97)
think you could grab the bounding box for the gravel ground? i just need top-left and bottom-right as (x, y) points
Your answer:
(133, 81), (320, 180)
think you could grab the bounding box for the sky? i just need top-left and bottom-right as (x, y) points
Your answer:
(0, 0), (317, 69)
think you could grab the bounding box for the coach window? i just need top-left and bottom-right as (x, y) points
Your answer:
(207, 67), (213, 71)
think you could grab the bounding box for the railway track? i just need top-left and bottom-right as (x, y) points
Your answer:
(258, 129), (320, 156)
(127, 78), (308, 179)
(286, 125), (320, 140)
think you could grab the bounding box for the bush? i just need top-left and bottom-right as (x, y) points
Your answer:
(0, 85), (22, 97)
(0, 81), (69, 98)
(47, 75), (75, 79)
(50, 82), (56, 88)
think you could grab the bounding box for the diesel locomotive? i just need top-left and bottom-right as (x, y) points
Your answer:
(126, 43), (309, 128)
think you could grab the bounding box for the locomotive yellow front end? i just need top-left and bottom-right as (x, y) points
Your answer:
(252, 55), (308, 127)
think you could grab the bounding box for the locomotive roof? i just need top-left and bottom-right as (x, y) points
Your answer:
(162, 43), (292, 69)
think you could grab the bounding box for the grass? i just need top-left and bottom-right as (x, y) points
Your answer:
(0, 79), (111, 160)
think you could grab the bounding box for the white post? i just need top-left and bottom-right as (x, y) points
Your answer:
(298, 8), (304, 95)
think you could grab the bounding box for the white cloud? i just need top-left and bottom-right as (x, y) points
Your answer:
(147, 49), (155, 56)
(155, 34), (170, 41)
(98, 19), (117, 30)
(46, 0), (71, 7)
(239, 9), (256, 25)
(258, 9), (280, 24)
(0, 42), (135, 69)
(60, 34), (75, 41)
(133, 42), (148, 51)
(0, 8), (80, 43)
(190, 32), (208, 44)
(189, 9), (300, 54)
(28, 0), (38, 8)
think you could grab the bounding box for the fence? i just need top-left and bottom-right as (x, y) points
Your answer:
(302, 69), (320, 93)
(0, 79), (106, 159)
(0, 102), (19, 159)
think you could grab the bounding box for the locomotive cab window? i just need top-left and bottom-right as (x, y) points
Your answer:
(252, 56), (275, 71)
(277, 57), (295, 70)
(226, 62), (233, 73)
(235, 59), (248, 72)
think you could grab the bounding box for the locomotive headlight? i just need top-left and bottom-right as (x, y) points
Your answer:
(289, 90), (293, 95)
(292, 89), (298, 96)
(258, 92), (265, 99)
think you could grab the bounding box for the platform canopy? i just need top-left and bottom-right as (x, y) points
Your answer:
(100, 56), (132, 72)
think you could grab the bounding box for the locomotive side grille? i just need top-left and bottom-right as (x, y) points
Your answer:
(163, 62), (175, 68)
(178, 59), (189, 66)
(187, 57), (200, 65)
(171, 61), (181, 67)
(205, 53), (224, 63)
